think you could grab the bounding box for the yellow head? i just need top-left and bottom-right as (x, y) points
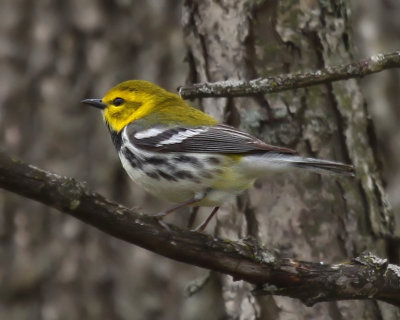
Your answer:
(82, 80), (217, 133)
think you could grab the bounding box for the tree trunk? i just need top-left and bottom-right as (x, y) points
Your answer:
(1, 0), (399, 319)
(182, 0), (399, 319)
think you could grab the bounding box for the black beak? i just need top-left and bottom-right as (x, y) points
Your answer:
(81, 98), (106, 110)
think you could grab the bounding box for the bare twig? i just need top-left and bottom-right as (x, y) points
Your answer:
(0, 150), (399, 307)
(178, 51), (400, 99)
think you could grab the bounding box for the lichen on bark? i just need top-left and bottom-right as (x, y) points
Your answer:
(183, 0), (397, 318)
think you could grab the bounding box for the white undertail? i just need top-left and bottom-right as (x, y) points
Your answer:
(241, 153), (354, 177)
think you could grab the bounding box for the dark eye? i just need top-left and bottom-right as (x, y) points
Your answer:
(113, 97), (124, 106)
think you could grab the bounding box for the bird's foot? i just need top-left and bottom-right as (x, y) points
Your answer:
(150, 211), (171, 232)
(151, 211), (168, 219)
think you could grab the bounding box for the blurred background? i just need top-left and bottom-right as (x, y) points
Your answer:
(0, 0), (399, 319)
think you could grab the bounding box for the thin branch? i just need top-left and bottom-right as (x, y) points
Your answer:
(0, 150), (399, 307)
(178, 50), (400, 99)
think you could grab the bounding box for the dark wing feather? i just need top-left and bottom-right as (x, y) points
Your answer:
(127, 124), (296, 155)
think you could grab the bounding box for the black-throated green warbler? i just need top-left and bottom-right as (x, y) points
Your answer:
(82, 80), (354, 230)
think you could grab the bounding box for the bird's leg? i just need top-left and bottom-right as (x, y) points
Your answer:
(187, 207), (199, 229)
(192, 207), (220, 232)
(153, 192), (205, 219)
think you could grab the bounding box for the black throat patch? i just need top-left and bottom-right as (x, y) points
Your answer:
(110, 130), (122, 151)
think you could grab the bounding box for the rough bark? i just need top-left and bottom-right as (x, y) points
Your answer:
(1, 0), (399, 319)
(179, 50), (400, 98)
(182, 0), (399, 319)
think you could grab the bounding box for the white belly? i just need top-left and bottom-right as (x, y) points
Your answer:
(119, 145), (253, 206)
(121, 156), (203, 202)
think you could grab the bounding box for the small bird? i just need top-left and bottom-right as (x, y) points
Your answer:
(82, 80), (354, 231)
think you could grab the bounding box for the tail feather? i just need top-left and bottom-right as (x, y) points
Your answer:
(291, 158), (354, 176)
(245, 153), (355, 177)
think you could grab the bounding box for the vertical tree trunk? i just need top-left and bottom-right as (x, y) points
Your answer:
(183, 0), (399, 318)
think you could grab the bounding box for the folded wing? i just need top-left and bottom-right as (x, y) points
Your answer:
(127, 124), (296, 155)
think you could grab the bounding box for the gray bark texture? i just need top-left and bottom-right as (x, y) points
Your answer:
(0, 0), (399, 319)
(182, 0), (399, 319)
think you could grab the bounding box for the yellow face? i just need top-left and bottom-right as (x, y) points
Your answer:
(83, 80), (218, 133)
(103, 91), (144, 132)
(100, 80), (169, 132)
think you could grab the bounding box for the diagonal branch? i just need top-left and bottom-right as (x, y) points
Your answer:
(0, 150), (399, 307)
(178, 50), (400, 99)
